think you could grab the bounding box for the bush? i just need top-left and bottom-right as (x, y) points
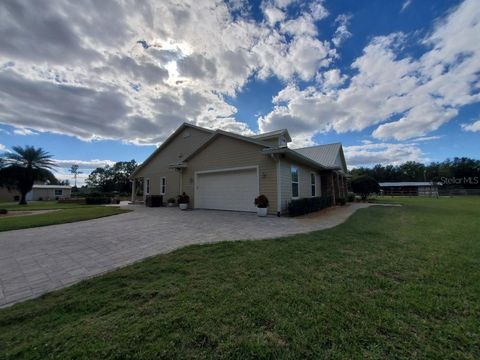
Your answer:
(145, 195), (163, 207)
(254, 195), (269, 208)
(288, 196), (333, 217)
(167, 197), (176, 204)
(337, 197), (346, 206)
(351, 175), (380, 200)
(0, 209), (8, 215)
(85, 197), (111, 205)
(177, 192), (190, 204)
(347, 192), (355, 202)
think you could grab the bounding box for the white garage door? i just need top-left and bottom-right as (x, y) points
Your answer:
(195, 167), (258, 212)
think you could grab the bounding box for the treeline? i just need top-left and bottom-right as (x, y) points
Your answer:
(350, 157), (480, 188)
(84, 160), (137, 193)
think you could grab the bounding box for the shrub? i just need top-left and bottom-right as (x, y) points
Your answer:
(167, 197), (176, 204)
(85, 197), (111, 205)
(254, 195), (269, 208)
(288, 196), (333, 217)
(347, 192), (355, 202)
(177, 192), (190, 204)
(145, 195), (163, 207)
(351, 175), (380, 200)
(337, 197), (346, 206)
(0, 209), (8, 215)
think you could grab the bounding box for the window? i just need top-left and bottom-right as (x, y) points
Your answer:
(160, 177), (166, 195)
(145, 178), (150, 194)
(311, 173), (316, 196)
(55, 189), (63, 196)
(291, 166), (299, 198)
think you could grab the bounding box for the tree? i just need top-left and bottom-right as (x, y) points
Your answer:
(0, 146), (56, 205)
(351, 175), (380, 200)
(85, 160), (137, 193)
(70, 164), (82, 187)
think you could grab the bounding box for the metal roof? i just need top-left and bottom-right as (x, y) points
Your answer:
(379, 182), (440, 187)
(293, 143), (342, 168)
(33, 185), (71, 189)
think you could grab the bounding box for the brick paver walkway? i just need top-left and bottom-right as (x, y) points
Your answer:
(0, 203), (373, 307)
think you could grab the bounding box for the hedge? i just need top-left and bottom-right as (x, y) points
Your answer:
(85, 197), (112, 205)
(288, 196), (333, 217)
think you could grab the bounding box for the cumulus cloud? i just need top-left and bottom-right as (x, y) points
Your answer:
(0, 0), (337, 145)
(259, 0), (480, 143)
(461, 120), (480, 132)
(344, 142), (425, 167)
(332, 14), (352, 47)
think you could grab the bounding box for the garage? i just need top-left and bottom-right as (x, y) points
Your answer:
(195, 167), (259, 212)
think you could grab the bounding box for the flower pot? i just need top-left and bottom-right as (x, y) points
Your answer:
(257, 207), (267, 217)
(179, 203), (188, 210)
(167, 202), (175, 207)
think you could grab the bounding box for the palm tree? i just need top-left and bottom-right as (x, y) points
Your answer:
(70, 164), (82, 188)
(0, 146), (56, 205)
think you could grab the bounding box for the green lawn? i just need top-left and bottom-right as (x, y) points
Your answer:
(0, 202), (130, 232)
(0, 197), (479, 359)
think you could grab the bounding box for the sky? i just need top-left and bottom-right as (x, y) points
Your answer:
(0, 0), (479, 185)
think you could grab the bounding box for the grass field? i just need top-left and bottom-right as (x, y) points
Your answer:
(0, 202), (130, 232)
(0, 197), (478, 359)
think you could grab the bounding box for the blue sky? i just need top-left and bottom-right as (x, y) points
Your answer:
(0, 0), (479, 184)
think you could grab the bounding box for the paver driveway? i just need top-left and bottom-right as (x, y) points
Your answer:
(0, 203), (371, 307)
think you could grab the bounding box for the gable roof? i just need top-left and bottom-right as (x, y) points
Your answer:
(293, 143), (347, 171)
(130, 122), (213, 178)
(182, 130), (273, 162)
(250, 129), (292, 142)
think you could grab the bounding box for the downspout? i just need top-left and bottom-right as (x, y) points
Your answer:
(179, 168), (183, 195)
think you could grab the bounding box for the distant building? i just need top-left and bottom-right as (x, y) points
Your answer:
(379, 182), (440, 196)
(25, 185), (72, 201)
(0, 187), (20, 202)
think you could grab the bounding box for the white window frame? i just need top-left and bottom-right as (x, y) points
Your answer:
(55, 189), (63, 196)
(291, 166), (299, 199)
(145, 178), (150, 195)
(160, 177), (166, 195)
(311, 172), (316, 197)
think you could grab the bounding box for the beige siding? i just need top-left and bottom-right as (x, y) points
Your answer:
(0, 187), (20, 202)
(182, 135), (278, 214)
(135, 127), (211, 202)
(279, 159), (322, 214)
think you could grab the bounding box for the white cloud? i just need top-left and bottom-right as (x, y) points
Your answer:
(332, 14), (352, 47)
(0, 0), (339, 145)
(259, 0), (480, 143)
(461, 120), (480, 132)
(344, 142), (425, 168)
(54, 159), (116, 169)
(401, 0), (413, 12)
(13, 127), (37, 136)
(0, 143), (5, 151)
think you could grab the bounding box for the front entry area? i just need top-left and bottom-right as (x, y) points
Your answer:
(195, 167), (259, 212)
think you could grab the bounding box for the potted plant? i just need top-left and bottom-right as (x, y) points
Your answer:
(254, 195), (269, 217)
(167, 197), (176, 207)
(177, 192), (190, 210)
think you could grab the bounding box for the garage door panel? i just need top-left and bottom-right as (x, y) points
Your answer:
(196, 168), (258, 212)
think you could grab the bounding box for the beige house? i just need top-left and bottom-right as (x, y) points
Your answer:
(130, 123), (348, 215)
(25, 185), (72, 201)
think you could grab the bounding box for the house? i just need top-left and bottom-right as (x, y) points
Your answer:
(130, 123), (348, 215)
(379, 182), (440, 196)
(25, 185), (72, 201)
(0, 187), (20, 202)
